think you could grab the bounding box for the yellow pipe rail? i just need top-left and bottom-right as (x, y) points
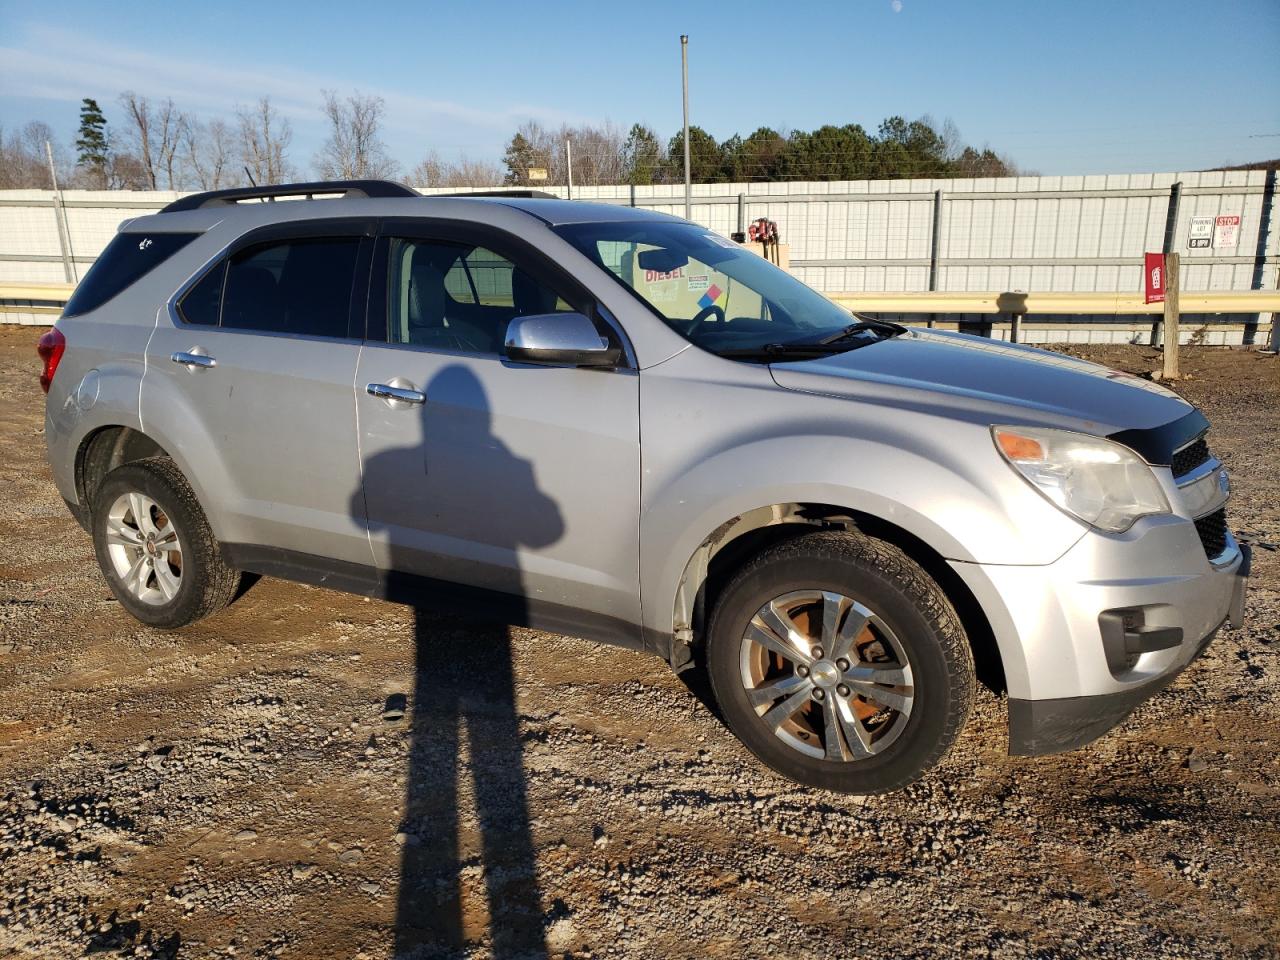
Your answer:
(0, 282), (74, 300)
(827, 290), (1280, 315)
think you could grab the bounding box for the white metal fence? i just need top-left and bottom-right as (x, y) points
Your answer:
(3, 169), (1276, 343)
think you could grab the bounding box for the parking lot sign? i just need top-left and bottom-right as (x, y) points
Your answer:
(1188, 216), (1214, 249)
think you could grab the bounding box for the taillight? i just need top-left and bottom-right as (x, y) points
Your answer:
(37, 327), (66, 394)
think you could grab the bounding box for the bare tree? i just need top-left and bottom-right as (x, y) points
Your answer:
(119, 91), (156, 187)
(0, 121), (65, 188)
(118, 92), (186, 189)
(184, 116), (237, 190)
(315, 90), (398, 179)
(237, 97), (294, 185)
(502, 119), (627, 187)
(120, 92), (165, 190)
(410, 152), (443, 187)
(939, 117), (965, 163)
(564, 120), (628, 186)
(409, 151), (502, 187)
(156, 100), (184, 190)
(108, 152), (151, 190)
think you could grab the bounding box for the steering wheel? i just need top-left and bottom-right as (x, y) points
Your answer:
(678, 303), (725, 337)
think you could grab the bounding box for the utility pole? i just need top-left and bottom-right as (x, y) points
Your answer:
(681, 34), (691, 221)
(46, 140), (76, 283)
(565, 138), (573, 200)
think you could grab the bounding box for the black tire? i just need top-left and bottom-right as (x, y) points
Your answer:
(91, 458), (242, 629)
(706, 530), (974, 794)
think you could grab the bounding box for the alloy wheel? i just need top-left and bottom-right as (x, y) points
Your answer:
(103, 491), (183, 606)
(739, 589), (915, 761)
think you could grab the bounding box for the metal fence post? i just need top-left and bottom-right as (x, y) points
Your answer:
(1161, 181), (1182, 255)
(929, 189), (943, 290)
(928, 189), (944, 329)
(1250, 169), (1276, 349)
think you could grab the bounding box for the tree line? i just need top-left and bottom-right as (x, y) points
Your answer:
(0, 94), (1020, 192)
(504, 117), (1019, 186)
(0, 92), (421, 191)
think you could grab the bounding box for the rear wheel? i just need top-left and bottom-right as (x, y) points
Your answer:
(706, 530), (974, 793)
(92, 459), (242, 629)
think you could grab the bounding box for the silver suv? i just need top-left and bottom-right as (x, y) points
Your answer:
(40, 179), (1250, 793)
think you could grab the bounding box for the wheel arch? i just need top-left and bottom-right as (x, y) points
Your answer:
(75, 425), (172, 523)
(670, 502), (1007, 695)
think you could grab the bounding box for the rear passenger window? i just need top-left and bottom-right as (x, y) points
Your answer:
(179, 263), (225, 326)
(177, 238), (361, 335)
(218, 238), (360, 338)
(63, 232), (198, 318)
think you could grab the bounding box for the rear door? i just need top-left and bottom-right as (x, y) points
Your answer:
(354, 219), (642, 643)
(143, 218), (374, 564)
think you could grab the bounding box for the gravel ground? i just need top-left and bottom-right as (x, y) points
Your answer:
(1, 325), (1277, 959)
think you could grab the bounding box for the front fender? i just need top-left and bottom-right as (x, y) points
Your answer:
(639, 432), (1085, 642)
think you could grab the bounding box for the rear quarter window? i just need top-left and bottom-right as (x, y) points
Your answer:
(62, 232), (199, 319)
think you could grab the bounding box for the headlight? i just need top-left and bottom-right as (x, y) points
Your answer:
(992, 426), (1171, 533)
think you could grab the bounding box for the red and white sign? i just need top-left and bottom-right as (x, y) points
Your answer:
(1213, 215), (1240, 249)
(1144, 252), (1165, 304)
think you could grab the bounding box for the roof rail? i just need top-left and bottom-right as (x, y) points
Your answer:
(159, 179), (420, 213)
(437, 189), (559, 199)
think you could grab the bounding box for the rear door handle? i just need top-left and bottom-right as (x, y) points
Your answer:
(171, 350), (216, 369)
(366, 382), (426, 405)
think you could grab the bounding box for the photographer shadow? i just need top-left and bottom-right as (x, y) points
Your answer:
(355, 363), (561, 958)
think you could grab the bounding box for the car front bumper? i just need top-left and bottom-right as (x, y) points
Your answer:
(949, 516), (1250, 756)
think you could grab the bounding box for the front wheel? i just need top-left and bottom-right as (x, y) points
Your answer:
(706, 530), (974, 793)
(92, 459), (242, 629)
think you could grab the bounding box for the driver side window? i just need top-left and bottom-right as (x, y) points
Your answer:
(385, 238), (575, 355)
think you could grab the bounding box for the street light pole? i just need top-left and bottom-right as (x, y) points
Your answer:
(681, 34), (691, 221)
(565, 137), (573, 200)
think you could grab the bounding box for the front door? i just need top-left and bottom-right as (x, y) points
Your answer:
(355, 225), (642, 644)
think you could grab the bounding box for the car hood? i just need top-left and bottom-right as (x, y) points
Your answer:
(769, 329), (1193, 435)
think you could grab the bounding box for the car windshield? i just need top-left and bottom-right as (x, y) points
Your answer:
(554, 220), (885, 358)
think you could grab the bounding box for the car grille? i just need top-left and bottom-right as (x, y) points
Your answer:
(1194, 508), (1229, 559)
(1172, 437), (1210, 478)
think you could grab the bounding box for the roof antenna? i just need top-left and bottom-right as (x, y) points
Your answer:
(243, 166), (257, 187)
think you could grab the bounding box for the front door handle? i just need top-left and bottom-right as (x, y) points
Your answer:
(171, 350), (216, 369)
(366, 382), (426, 406)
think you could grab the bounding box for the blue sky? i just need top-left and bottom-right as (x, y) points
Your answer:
(2, 0), (1278, 177)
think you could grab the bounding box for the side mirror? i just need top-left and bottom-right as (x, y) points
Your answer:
(503, 312), (621, 368)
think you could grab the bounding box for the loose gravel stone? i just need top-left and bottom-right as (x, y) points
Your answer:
(0, 331), (1276, 958)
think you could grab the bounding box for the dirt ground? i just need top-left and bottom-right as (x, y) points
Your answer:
(1, 323), (1278, 959)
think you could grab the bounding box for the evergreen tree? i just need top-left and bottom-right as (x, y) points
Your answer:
(666, 126), (724, 183)
(724, 127), (789, 181)
(74, 98), (110, 188)
(623, 124), (662, 185)
(781, 125), (873, 181)
(502, 132), (536, 185)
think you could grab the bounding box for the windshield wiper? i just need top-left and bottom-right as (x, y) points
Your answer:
(715, 317), (910, 361)
(715, 341), (869, 360)
(818, 318), (909, 344)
